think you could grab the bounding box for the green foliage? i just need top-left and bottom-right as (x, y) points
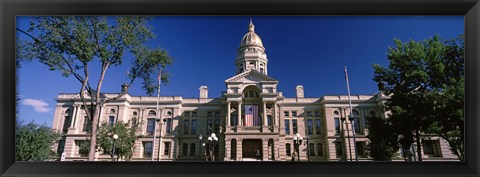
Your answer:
(16, 120), (61, 161)
(96, 121), (139, 161)
(16, 16), (173, 161)
(366, 116), (399, 161)
(373, 34), (464, 161)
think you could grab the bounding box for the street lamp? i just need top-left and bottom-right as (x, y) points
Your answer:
(207, 133), (218, 161)
(198, 134), (203, 160)
(111, 134), (118, 161)
(293, 133), (303, 161)
(305, 136), (310, 161)
(398, 134), (407, 161)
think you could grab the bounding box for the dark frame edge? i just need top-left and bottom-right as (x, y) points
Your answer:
(1, 1), (480, 177)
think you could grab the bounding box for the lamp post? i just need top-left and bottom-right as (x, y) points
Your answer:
(305, 136), (310, 161)
(293, 133), (303, 161)
(398, 134), (407, 161)
(198, 134), (203, 160)
(207, 133), (218, 161)
(111, 134), (118, 161)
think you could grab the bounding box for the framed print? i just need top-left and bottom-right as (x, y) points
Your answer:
(1, 0), (479, 177)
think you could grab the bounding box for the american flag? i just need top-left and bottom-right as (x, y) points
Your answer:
(244, 105), (259, 126)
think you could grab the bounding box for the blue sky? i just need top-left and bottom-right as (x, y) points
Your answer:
(16, 16), (464, 127)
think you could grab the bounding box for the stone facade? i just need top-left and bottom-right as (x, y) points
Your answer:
(50, 20), (457, 161)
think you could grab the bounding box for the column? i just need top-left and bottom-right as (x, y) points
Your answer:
(238, 101), (242, 126)
(279, 104), (285, 134)
(224, 138), (231, 161)
(227, 101), (231, 126)
(262, 138), (269, 161)
(263, 101), (267, 126)
(236, 138), (243, 161)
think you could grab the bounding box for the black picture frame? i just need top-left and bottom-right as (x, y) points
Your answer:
(1, 0), (479, 177)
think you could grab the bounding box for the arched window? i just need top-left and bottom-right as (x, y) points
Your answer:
(167, 111), (172, 116)
(148, 110), (156, 116)
(110, 109), (116, 114)
(65, 109), (71, 114)
(333, 110), (339, 115)
(352, 110), (359, 116)
(133, 111), (138, 116)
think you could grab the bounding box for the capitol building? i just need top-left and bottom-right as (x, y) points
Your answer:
(51, 20), (456, 161)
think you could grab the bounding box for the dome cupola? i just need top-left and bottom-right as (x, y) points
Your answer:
(235, 19), (268, 75)
(240, 19), (264, 48)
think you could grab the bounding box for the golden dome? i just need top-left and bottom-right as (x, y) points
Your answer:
(240, 19), (264, 48)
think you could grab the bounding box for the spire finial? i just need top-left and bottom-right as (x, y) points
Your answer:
(248, 18), (255, 32)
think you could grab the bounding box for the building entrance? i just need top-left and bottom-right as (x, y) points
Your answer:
(242, 139), (262, 159)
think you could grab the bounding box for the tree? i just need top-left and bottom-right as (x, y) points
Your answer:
(373, 35), (464, 161)
(366, 115), (399, 161)
(16, 120), (61, 161)
(96, 121), (140, 161)
(17, 16), (173, 161)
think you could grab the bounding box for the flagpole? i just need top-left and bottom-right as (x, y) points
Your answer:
(345, 66), (358, 161)
(153, 70), (162, 161)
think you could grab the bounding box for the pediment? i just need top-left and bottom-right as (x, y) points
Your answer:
(225, 70), (278, 83)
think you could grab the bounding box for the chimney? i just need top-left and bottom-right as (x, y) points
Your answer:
(199, 86), (208, 99)
(296, 85), (304, 98)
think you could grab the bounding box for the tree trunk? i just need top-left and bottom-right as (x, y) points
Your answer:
(87, 105), (102, 161)
(415, 128), (422, 161)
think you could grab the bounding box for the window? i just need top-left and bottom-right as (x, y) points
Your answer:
(285, 143), (291, 156)
(131, 118), (137, 129)
(133, 111), (137, 116)
(314, 111), (320, 117)
(353, 118), (360, 134)
(231, 139), (237, 160)
(110, 109), (116, 114)
(267, 115), (272, 126)
(164, 142), (171, 155)
(307, 119), (313, 134)
(317, 143), (323, 156)
(334, 117), (340, 134)
(62, 116), (71, 133)
(192, 111), (197, 117)
(191, 119), (197, 134)
(148, 110), (156, 116)
(207, 119), (213, 134)
(182, 143), (188, 156)
(356, 142), (365, 156)
(167, 111), (172, 116)
(146, 118), (155, 135)
(214, 111), (220, 118)
(214, 119), (221, 134)
(423, 140), (435, 155)
(315, 119), (322, 134)
(284, 111), (289, 117)
(333, 111), (339, 116)
(207, 111), (213, 117)
(306, 111), (312, 116)
(183, 120), (190, 135)
(260, 67), (264, 73)
(109, 116), (115, 127)
(82, 116), (91, 132)
(165, 118), (172, 133)
(335, 142), (343, 156)
(184, 111), (190, 117)
(309, 143), (315, 156)
(284, 120), (290, 135)
(292, 120), (298, 134)
(57, 140), (65, 154)
(291, 111), (297, 117)
(143, 141), (153, 157)
(190, 143), (196, 156)
(230, 115), (237, 126)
